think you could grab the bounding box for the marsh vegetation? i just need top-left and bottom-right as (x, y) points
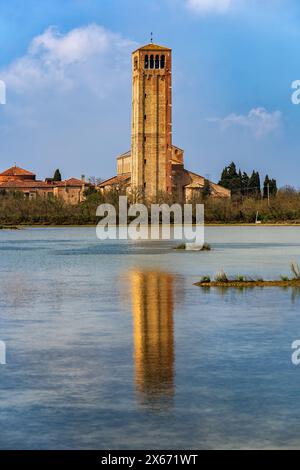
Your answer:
(195, 263), (300, 288)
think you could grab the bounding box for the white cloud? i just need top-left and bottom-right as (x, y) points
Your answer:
(30, 25), (111, 65)
(2, 24), (135, 94)
(0, 25), (136, 179)
(186, 0), (233, 14)
(208, 107), (282, 138)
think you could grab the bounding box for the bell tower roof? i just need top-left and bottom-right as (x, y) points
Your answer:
(133, 43), (171, 54)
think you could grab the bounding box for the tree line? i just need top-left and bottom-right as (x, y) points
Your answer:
(218, 162), (277, 199)
(2, 163), (300, 225)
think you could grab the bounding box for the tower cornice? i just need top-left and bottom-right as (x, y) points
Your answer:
(132, 43), (171, 54)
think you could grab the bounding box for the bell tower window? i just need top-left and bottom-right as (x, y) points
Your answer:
(160, 55), (165, 69)
(144, 55), (149, 69)
(150, 55), (154, 69)
(155, 55), (160, 69)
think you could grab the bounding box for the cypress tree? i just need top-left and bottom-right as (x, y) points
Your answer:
(53, 169), (62, 181)
(218, 162), (241, 195)
(263, 175), (270, 199)
(256, 171), (261, 197)
(269, 179), (278, 196)
(248, 171), (261, 198)
(241, 172), (249, 196)
(219, 163), (276, 200)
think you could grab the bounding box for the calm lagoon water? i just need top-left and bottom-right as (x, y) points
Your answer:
(1, 226), (300, 449)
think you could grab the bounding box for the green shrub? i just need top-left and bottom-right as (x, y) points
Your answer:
(200, 276), (211, 284)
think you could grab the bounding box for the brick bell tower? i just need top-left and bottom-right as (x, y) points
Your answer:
(131, 42), (172, 199)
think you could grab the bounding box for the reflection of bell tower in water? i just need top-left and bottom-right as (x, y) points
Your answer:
(131, 271), (175, 409)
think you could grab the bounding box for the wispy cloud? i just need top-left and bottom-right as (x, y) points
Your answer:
(186, 0), (233, 14)
(208, 107), (282, 138)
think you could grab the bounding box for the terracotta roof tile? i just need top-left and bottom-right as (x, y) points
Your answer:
(0, 166), (35, 177)
(134, 43), (171, 53)
(64, 178), (84, 186)
(0, 179), (50, 189)
(98, 174), (131, 188)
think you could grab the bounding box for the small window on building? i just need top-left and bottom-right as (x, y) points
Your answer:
(144, 114), (147, 120)
(161, 55), (165, 69)
(155, 55), (160, 69)
(150, 55), (154, 69)
(144, 55), (149, 69)
(134, 58), (138, 70)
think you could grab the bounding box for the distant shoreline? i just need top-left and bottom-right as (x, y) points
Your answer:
(2, 223), (300, 229)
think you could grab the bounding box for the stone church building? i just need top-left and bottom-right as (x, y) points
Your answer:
(99, 42), (230, 201)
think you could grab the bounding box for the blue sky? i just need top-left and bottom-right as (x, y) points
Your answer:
(0, 0), (300, 186)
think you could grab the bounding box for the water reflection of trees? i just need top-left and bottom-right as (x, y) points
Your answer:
(199, 285), (300, 303)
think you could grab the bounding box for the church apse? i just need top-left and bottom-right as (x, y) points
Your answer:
(130, 270), (175, 409)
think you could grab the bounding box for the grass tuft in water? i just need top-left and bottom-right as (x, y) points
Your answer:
(215, 270), (228, 283)
(291, 262), (300, 280)
(195, 262), (300, 287)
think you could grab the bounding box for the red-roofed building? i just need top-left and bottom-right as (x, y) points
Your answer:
(0, 166), (36, 182)
(0, 166), (92, 204)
